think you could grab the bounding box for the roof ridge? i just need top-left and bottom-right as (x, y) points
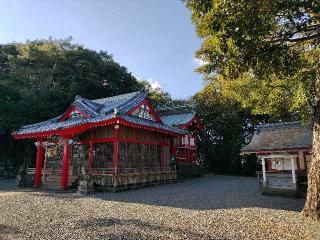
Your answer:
(92, 91), (143, 103)
(117, 91), (147, 113)
(256, 121), (310, 129)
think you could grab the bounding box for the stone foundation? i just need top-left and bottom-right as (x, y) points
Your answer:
(93, 170), (177, 192)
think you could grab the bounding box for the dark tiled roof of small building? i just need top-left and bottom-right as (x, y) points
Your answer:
(242, 121), (313, 153)
(14, 91), (186, 137)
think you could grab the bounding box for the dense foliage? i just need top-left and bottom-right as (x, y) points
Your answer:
(193, 82), (261, 176)
(0, 38), (145, 171)
(186, 0), (319, 120)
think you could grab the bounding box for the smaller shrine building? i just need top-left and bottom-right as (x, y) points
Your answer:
(242, 122), (312, 197)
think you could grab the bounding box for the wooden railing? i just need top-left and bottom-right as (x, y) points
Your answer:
(26, 167), (175, 177)
(91, 167), (174, 176)
(26, 168), (62, 175)
(26, 168), (36, 174)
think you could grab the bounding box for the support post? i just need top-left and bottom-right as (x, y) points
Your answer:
(291, 156), (296, 184)
(261, 157), (266, 184)
(61, 138), (71, 189)
(113, 124), (119, 174)
(34, 142), (43, 187)
(298, 151), (304, 170)
(88, 139), (93, 170)
(42, 143), (48, 183)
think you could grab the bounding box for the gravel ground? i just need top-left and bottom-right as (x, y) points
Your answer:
(0, 175), (319, 240)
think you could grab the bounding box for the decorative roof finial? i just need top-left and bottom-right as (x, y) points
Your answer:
(114, 108), (118, 116)
(75, 95), (81, 101)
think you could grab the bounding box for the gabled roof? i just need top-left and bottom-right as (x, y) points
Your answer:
(72, 91), (147, 117)
(158, 107), (201, 130)
(160, 112), (196, 127)
(13, 91), (186, 139)
(242, 122), (313, 154)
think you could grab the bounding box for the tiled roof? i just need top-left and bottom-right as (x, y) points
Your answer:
(121, 115), (187, 134)
(16, 113), (115, 135)
(242, 122), (313, 153)
(160, 112), (196, 127)
(14, 91), (185, 137)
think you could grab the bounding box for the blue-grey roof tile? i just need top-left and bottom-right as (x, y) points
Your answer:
(160, 112), (196, 127)
(14, 91), (185, 136)
(121, 115), (187, 135)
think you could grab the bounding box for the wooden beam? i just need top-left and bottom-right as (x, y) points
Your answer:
(291, 157), (297, 184)
(88, 138), (93, 170)
(258, 154), (297, 159)
(261, 157), (267, 183)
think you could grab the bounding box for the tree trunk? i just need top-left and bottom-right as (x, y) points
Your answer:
(303, 117), (320, 220)
(303, 76), (320, 220)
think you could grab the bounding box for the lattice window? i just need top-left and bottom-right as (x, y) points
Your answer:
(131, 104), (156, 121)
(68, 111), (85, 119)
(92, 143), (113, 168)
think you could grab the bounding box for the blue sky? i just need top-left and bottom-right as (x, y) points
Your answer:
(0, 0), (203, 99)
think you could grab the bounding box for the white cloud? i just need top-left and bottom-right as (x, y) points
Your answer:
(147, 78), (161, 90)
(193, 57), (206, 67)
(134, 74), (162, 91)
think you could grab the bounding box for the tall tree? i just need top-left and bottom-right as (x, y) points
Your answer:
(193, 82), (260, 175)
(186, 0), (320, 219)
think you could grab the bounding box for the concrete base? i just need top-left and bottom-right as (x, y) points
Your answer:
(261, 186), (302, 198)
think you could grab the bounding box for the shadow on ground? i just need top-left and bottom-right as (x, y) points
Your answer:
(0, 223), (21, 234)
(0, 175), (305, 211)
(0, 178), (34, 193)
(76, 217), (212, 239)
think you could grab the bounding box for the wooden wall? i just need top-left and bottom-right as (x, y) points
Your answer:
(93, 143), (113, 168)
(77, 125), (173, 171)
(79, 125), (114, 140)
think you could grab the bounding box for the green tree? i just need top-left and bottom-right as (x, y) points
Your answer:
(138, 80), (172, 108)
(193, 82), (260, 175)
(186, 0), (320, 219)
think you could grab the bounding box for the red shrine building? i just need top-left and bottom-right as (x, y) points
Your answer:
(159, 108), (201, 165)
(14, 91), (202, 191)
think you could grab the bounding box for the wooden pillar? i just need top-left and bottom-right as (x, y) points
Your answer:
(42, 143), (48, 183)
(113, 124), (119, 174)
(88, 139), (93, 170)
(34, 142), (43, 187)
(160, 145), (163, 169)
(291, 156), (297, 184)
(61, 138), (71, 189)
(261, 157), (266, 183)
(298, 151), (305, 170)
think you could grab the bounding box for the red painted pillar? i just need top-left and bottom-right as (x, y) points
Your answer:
(34, 142), (43, 187)
(61, 138), (70, 189)
(88, 139), (93, 170)
(113, 125), (119, 174)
